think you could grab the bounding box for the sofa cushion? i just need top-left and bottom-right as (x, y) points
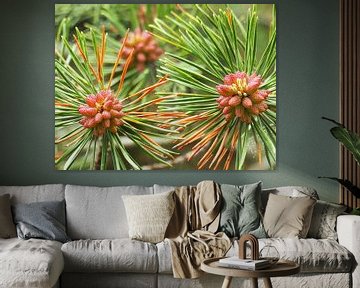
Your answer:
(0, 194), (16, 238)
(122, 191), (175, 243)
(263, 194), (316, 238)
(157, 238), (353, 274)
(0, 184), (65, 204)
(235, 238), (353, 273)
(307, 200), (347, 240)
(61, 239), (158, 273)
(0, 238), (64, 288)
(12, 200), (70, 243)
(218, 182), (266, 238)
(65, 185), (153, 239)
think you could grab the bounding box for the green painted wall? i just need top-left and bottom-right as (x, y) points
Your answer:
(0, 0), (340, 202)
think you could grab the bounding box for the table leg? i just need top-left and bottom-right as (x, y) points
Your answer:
(263, 277), (273, 288)
(221, 276), (233, 288)
(251, 278), (258, 288)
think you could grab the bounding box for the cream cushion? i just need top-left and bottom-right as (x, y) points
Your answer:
(122, 191), (175, 243)
(263, 193), (316, 238)
(0, 238), (63, 288)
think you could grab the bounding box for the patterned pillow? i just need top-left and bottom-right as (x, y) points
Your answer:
(122, 191), (175, 243)
(307, 200), (347, 240)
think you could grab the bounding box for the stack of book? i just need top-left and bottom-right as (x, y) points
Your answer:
(218, 257), (271, 270)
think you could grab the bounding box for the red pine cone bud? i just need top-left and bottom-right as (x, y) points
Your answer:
(216, 71), (270, 123)
(79, 90), (124, 136)
(228, 96), (241, 107)
(242, 97), (252, 108)
(121, 28), (163, 72)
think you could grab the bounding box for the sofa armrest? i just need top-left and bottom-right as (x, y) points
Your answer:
(337, 215), (360, 288)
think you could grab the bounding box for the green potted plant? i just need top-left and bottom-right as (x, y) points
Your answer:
(320, 117), (360, 215)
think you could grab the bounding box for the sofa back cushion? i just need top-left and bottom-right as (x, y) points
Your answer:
(65, 185), (153, 239)
(0, 185), (65, 204)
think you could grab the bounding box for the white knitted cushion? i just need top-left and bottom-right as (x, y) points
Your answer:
(122, 191), (175, 243)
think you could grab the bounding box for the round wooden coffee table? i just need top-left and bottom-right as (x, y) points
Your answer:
(201, 257), (300, 288)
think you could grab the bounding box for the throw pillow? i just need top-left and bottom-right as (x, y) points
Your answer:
(263, 193), (316, 238)
(0, 194), (16, 238)
(12, 200), (70, 243)
(122, 191), (175, 243)
(307, 200), (347, 240)
(218, 182), (266, 238)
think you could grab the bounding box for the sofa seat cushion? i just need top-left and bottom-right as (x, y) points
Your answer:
(157, 238), (353, 274)
(62, 239), (158, 273)
(0, 238), (64, 288)
(229, 238), (354, 273)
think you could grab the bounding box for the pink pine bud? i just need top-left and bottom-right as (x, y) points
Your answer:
(250, 106), (260, 115)
(103, 119), (111, 128)
(220, 97), (230, 107)
(228, 96), (241, 107)
(121, 28), (163, 71)
(136, 42), (145, 50)
(85, 118), (97, 128)
(247, 74), (262, 92)
(224, 72), (246, 85)
(136, 63), (145, 71)
(258, 103), (268, 112)
(94, 126), (105, 137)
(94, 113), (103, 123)
(103, 100), (113, 111)
(242, 97), (253, 108)
(250, 91), (265, 103)
(112, 118), (123, 126)
(223, 106), (232, 115)
(79, 107), (97, 117)
(110, 110), (123, 118)
(235, 107), (245, 118)
(113, 103), (122, 110)
(96, 93), (105, 103)
(224, 113), (233, 121)
(86, 95), (97, 107)
(102, 111), (111, 119)
(137, 53), (146, 62)
(216, 85), (236, 97)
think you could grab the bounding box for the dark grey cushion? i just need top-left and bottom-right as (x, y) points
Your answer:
(218, 182), (266, 238)
(12, 200), (70, 243)
(0, 194), (16, 238)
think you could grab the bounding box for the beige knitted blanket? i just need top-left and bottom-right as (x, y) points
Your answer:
(165, 181), (231, 279)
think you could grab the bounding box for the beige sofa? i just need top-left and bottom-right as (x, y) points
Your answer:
(0, 184), (358, 288)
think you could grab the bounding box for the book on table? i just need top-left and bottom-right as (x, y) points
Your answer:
(218, 257), (271, 270)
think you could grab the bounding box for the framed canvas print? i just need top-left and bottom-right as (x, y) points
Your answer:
(55, 4), (276, 170)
